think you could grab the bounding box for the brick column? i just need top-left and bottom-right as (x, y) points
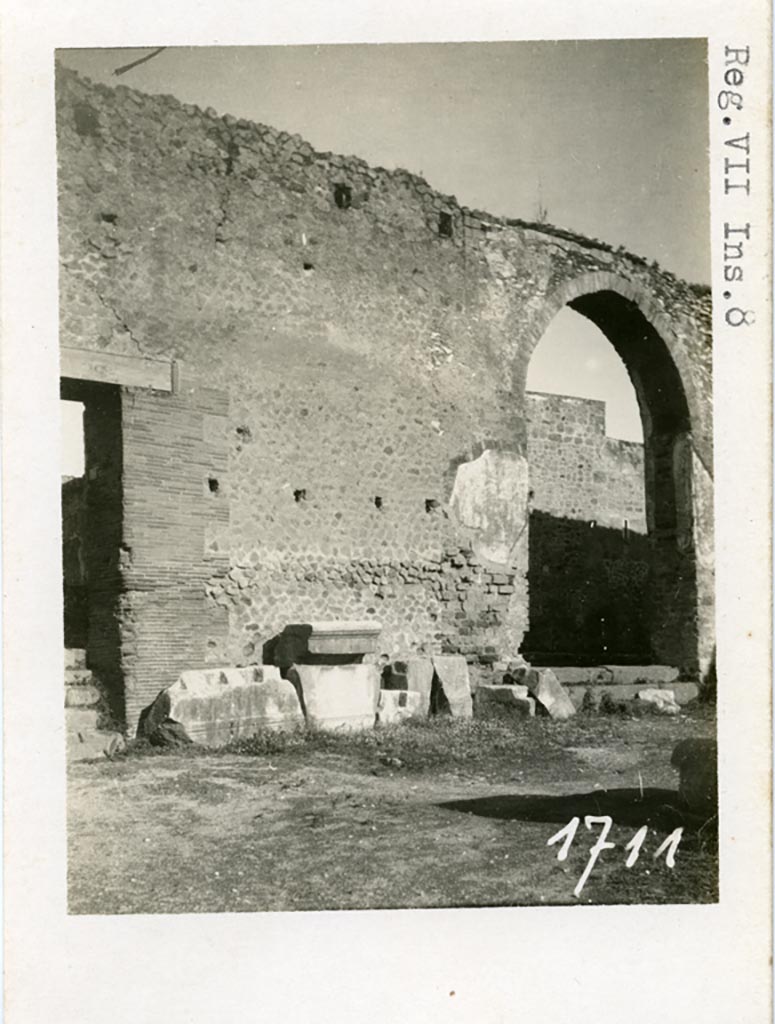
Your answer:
(119, 375), (230, 733)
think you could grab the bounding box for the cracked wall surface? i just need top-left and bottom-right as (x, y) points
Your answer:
(56, 66), (714, 728)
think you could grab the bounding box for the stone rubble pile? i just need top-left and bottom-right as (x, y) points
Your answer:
(136, 622), (692, 746)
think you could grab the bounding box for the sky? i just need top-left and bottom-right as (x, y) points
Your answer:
(58, 40), (710, 466)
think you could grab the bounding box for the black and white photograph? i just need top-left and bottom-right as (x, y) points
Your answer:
(57, 40), (718, 913)
(1, 5), (771, 1023)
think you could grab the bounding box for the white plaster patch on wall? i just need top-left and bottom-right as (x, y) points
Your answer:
(449, 448), (529, 566)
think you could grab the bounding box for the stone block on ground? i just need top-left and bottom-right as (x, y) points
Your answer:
(671, 738), (718, 814)
(382, 657), (433, 714)
(274, 621), (383, 668)
(65, 683), (101, 708)
(474, 684), (535, 720)
(66, 706), (125, 761)
(636, 688), (680, 715)
(522, 668), (576, 721)
(138, 665), (303, 746)
(549, 665), (680, 686)
(67, 728), (126, 761)
(610, 665), (680, 685)
(66, 706), (100, 735)
(430, 655), (473, 719)
(669, 682), (700, 705)
(305, 620), (382, 656)
(566, 681), (700, 709)
(289, 663), (380, 731)
(65, 648), (86, 670)
(376, 689), (424, 726)
(148, 720), (193, 748)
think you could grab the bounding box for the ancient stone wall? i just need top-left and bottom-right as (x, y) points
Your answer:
(526, 392), (646, 531)
(523, 393), (651, 664)
(56, 66), (713, 728)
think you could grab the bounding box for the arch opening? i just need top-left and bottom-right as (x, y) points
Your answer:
(519, 288), (699, 676)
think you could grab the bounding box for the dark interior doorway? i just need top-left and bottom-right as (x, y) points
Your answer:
(61, 399), (87, 648)
(61, 379), (125, 724)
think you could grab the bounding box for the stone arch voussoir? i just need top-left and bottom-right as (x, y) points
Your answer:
(515, 270), (699, 436)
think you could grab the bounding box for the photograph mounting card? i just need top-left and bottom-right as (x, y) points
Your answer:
(1, 3), (771, 1022)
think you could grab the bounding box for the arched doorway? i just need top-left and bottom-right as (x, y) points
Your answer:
(516, 275), (705, 677)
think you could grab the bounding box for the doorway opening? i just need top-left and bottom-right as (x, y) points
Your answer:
(520, 291), (697, 673)
(61, 399), (86, 647)
(61, 379), (125, 723)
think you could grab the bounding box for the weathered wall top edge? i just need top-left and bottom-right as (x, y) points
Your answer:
(526, 390), (606, 411)
(54, 63), (710, 296)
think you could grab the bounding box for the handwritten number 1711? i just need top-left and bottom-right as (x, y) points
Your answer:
(547, 816), (683, 897)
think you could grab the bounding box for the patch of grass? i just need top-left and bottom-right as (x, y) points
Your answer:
(109, 705), (716, 781)
(68, 704), (719, 913)
(223, 717), (534, 771)
(113, 735), (208, 761)
(367, 717), (534, 769)
(598, 692), (630, 716)
(225, 723), (377, 758)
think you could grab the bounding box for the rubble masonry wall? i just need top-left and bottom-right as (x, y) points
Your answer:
(56, 67), (712, 728)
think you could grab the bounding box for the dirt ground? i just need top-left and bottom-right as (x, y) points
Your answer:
(67, 706), (718, 914)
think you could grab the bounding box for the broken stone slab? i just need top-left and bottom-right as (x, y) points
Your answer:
(148, 720), (193, 748)
(474, 684), (535, 720)
(518, 668), (575, 721)
(382, 657), (433, 715)
(66, 727), (126, 761)
(376, 689), (424, 726)
(274, 620), (383, 668)
(66, 706), (125, 761)
(566, 681), (700, 708)
(288, 663), (381, 731)
(305, 620), (382, 655)
(668, 682), (700, 705)
(137, 665), (303, 746)
(430, 655), (473, 719)
(636, 688), (680, 715)
(671, 738), (718, 814)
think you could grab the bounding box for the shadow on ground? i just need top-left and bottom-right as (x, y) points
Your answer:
(439, 786), (715, 836)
